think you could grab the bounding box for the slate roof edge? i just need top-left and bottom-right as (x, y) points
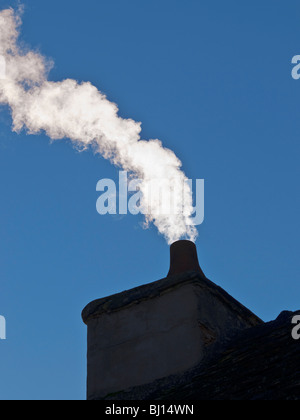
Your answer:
(82, 271), (263, 326)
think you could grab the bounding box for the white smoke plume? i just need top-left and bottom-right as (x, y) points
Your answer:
(0, 7), (198, 244)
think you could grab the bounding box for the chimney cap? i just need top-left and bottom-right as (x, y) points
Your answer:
(167, 240), (206, 278)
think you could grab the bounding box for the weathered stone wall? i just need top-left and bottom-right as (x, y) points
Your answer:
(82, 272), (262, 400)
(104, 310), (300, 401)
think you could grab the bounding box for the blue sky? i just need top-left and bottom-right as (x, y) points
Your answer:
(0, 0), (299, 400)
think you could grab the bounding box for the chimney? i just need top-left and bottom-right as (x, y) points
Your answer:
(167, 240), (206, 278)
(82, 242), (262, 400)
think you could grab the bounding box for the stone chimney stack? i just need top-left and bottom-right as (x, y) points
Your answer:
(82, 241), (262, 400)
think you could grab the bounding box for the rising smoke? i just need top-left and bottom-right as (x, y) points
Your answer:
(0, 7), (198, 244)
